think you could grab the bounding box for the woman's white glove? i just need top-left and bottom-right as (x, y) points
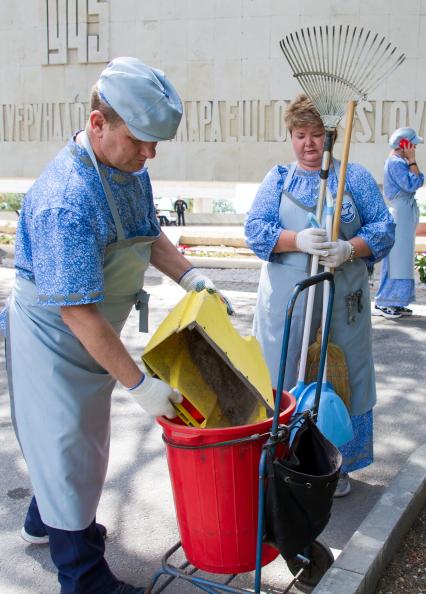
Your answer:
(319, 240), (352, 268)
(179, 267), (234, 315)
(296, 228), (331, 256)
(131, 374), (183, 419)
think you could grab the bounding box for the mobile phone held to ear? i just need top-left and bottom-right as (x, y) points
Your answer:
(399, 138), (410, 149)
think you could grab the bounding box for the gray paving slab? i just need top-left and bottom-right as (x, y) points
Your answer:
(312, 443), (426, 594)
(1, 262), (426, 594)
(311, 567), (366, 594)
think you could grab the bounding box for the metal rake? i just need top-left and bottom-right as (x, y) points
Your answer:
(279, 24), (406, 129)
(278, 23), (406, 223)
(279, 25), (405, 403)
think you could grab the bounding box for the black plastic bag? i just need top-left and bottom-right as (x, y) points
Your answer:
(264, 417), (342, 560)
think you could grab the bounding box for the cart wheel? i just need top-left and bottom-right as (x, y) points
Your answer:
(286, 540), (334, 587)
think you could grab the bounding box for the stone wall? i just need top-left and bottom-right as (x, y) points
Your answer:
(1, 0), (425, 187)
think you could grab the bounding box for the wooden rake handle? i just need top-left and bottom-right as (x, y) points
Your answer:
(332, 100), (356, 241)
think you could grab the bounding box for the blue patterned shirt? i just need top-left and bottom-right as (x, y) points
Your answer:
(245, 162), (395, 263)
(384, 154), (424, 199)
(14, 136), (160, 306)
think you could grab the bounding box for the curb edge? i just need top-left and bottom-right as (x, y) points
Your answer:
(312, 443), (426, 594)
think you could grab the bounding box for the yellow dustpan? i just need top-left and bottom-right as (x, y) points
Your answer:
(142, 290), (275, 427)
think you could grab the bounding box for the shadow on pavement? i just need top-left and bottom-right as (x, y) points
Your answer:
(323, 480), (384, 550)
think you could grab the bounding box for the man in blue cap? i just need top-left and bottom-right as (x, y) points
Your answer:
(375, 126), (424, 318)
(3, 57), (232, 594)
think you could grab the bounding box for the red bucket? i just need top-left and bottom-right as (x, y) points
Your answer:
(157, 391), (296, 574)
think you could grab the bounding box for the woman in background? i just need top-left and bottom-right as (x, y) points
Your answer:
(375, 127), (424, 318)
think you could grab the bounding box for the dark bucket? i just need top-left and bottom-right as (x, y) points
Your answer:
(265, 417), (342, 560)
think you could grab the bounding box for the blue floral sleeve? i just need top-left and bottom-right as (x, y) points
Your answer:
(245, 161), (394, 264)
(31, 208), (104, 306)
(346, 163), (395, 262)
(384, 156), (424, 198)
(245, 166), (288, 261)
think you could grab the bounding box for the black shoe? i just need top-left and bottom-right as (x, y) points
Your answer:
(374, 305), (402, 319)
(110, 582), (145, 594)
(21, 522), (107, 545)
(96, 523), (108, 539)
(395, 306), (413, 316)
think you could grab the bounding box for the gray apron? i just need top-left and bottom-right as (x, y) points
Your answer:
(253, 161), (376, 416)
(387, 184), (419, 280)
(7, 133), (158, 530)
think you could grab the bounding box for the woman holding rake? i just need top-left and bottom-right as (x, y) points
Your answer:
(245, 94), (395, 497)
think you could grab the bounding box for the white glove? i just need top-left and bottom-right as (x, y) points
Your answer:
(319, 240), (352, 268)
(296, 228), (331, 256)
(179, 267), (235, 315)
(131, 374), (183, 419)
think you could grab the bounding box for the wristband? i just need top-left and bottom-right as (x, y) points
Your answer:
(127, 373), (145, 391)
(408, 162), (417, 167)
(177, 267), (195, 284)
(348, 243), (356, 263)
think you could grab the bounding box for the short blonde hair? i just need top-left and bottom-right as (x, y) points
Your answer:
(284, 94), (324, 132)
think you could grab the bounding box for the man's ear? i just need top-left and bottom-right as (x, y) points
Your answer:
(89, 111), (106, 137)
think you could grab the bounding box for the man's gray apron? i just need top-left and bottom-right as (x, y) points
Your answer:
(7, 132), (158, 530)
(253, 161), (376, 416)
(387, 181), (419, 280)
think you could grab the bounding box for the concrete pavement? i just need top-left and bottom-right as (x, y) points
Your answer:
(0, 262), (425, 594)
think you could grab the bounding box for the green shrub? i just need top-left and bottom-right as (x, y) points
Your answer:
(415, 252), (426, 283)
(0, 233), (14, 245)
(213, 199), (236, 214)
(0, 193), (24, 212)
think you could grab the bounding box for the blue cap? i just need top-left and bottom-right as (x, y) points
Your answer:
(97, 57), (183, 142)
(389, 126), (423, 148)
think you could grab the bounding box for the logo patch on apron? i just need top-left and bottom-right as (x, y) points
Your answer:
(340, 201), (355, 224)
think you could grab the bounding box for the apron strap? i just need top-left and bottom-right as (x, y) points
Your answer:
(80, 131), (126, 241)
(80, 131), (151, 331)
(333, 158), (340, 179)
(135, 289), (150, 333)
(333, 158), (353, 196)
(283, 161), (298, 192)
(282, 162), (320, 227)
(388, 189), (417, 206)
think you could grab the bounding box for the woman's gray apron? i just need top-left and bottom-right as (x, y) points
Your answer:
(7, 132), (159, 530)
(253, 161), (376, 416)
(386, 178), (419, 279)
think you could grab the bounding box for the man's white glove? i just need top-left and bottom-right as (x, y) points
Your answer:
(319, 240), (352, 268)
(296, 228), (331, 256)
(131, 374), (183, 419)
(179, 267), (235, 315)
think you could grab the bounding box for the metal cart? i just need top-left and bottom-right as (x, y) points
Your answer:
(147, 272), (337, 594)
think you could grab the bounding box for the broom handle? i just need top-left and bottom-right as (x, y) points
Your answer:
(297, 131), (334, 383)
(297, 256), (319, 382)
(332, 100), (356, 241)
(321, 189), (334, 383)
(320, 101), (356, 386)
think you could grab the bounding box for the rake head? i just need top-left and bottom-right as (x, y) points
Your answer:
(280, 25), (406, 128)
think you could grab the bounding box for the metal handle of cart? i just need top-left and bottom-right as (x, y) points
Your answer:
(254, 271), (335, 593)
